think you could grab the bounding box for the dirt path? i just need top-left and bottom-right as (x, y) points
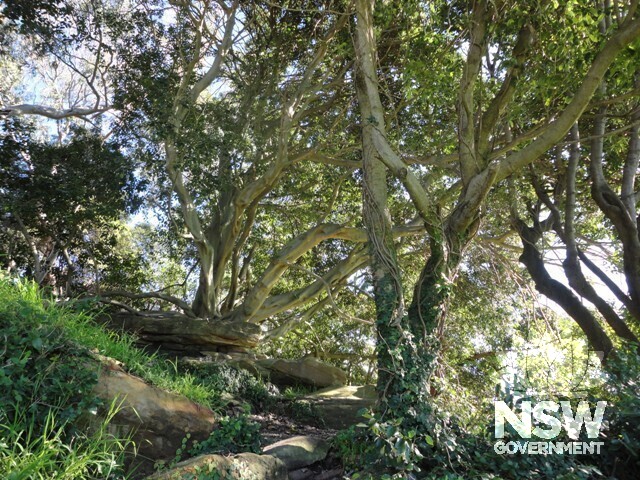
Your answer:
(252, 411), (344, 479)
(252, 412), (338, 447)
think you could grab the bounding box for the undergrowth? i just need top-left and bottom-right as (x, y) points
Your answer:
(0, 276), (221, 410)
(333, 349), (640, 480)
(0, 275), (131, 478)
(0, 275), (330, 478)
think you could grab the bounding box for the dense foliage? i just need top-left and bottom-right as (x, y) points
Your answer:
(0, 120), (144, 294)
(1, 0), (640, 478)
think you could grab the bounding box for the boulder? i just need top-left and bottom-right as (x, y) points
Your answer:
(311, 385), (376, 400)
(100, 311), (262, 354)
(301, 385), (376, 430)
(187, 355), (347, 390)
(263, 436), (330, 470)
(146, 453), (288, 480)
(92, 357), (216, 472)
(255, 357), (346, 388)
(181, 354), (349, 391)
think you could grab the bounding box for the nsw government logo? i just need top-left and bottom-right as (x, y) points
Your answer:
(494, 400), (607, 455)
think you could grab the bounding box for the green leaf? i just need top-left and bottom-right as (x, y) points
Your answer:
(31, 337), (43, 351)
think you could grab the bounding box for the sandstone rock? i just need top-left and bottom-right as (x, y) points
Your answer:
(232, 358), (269, 378)
(255, 357), (346, 388)
(188, 355), (347, 390)
(92, 357), (216, 469)
(263, 435), (330, 470)
(307, 399), (369, 430)
(301, 385), (376, 430)
(101, 311), (262, 353)
(101, 312), (348, 391)
(311, 385), (376, 400)
(146, 453), (288, 480)
(224, 346), (252, 354)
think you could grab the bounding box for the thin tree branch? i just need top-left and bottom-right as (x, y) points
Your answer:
(98, 290), (196, 317)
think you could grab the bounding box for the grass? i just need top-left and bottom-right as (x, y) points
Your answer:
(0, 274), (279, 479)
(0, 401), (130, 480)
(0, 275), (140, 479)
(0, 276), (220, 410)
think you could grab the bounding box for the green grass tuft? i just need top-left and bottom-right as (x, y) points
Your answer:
(0, 401), (130, 480)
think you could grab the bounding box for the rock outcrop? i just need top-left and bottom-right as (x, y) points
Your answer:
(301, 385), (376, 430)
(101, 311), (348, 390)
(92, 357), (216, 474)
(100, 311), (262, 355)
(255, 357), (347, 388)
(146, 452), (288, 480)
(263, 435), (330, 471)
(184, 354), (347, 390)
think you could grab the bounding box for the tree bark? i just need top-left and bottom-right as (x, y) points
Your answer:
(354, 0), (407, 406)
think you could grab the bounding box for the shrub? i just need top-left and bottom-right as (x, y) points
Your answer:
(332, 409), (434, 480)
(179, 362), (276, 411)
(594, 343), (640, 479)
(190, 413), (262, 457)
(333, 405), (605, 480)
(169, 412), (262, 468)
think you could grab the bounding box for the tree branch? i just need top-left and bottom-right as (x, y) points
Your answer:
(0, 104), (109, 119)
(238, 224), (367, 320)
(496, 16), (640, 182)
(512, 216), (614, 361)
(458, 0), (487, 183)
(247, 247), (369, 323)
(98, 290), (196, 317)
(477, 22), (536, 156)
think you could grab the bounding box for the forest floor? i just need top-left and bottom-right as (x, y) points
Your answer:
(253, 411), (338, 445)
(255, 411), (344, 480)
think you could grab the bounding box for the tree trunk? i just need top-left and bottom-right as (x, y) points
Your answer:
(192, 247), (219, 318)
(354, 0), (405, 404)
(354, 0), (456, 421)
